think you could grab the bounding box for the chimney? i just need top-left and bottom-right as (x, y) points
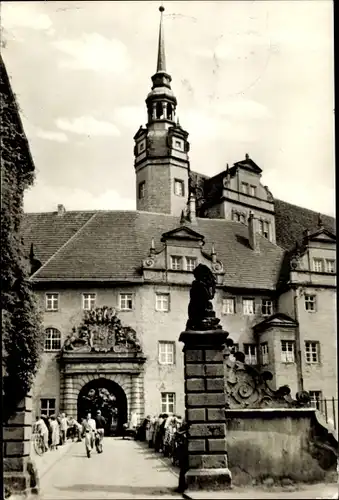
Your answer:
(188, 194), (197, 224)
(248, 211), (260, 252)
(57, 204), (66, 216)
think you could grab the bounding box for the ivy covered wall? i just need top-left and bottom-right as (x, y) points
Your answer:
(1, 55), (44, 422)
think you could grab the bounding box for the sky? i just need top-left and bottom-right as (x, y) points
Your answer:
(1, 0), (335, 216)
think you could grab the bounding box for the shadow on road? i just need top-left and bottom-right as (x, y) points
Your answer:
(54, 484), (180, 496)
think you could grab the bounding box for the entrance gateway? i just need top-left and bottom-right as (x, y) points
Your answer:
(58, 307), (146, 435)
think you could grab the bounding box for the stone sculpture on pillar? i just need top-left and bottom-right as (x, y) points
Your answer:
(179, 263), (232, 491)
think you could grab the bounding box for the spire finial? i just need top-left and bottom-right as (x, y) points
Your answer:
(157, 5), (166, 72)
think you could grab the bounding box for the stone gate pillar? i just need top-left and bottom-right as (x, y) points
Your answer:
(179, 329), (232, 490)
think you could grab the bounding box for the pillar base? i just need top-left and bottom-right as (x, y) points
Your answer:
(185, 468), (232, 491)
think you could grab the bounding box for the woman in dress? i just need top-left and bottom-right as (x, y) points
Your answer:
(50, 415), (60, 451)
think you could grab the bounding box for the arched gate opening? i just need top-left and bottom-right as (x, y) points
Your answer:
(77, 378), (128, 436)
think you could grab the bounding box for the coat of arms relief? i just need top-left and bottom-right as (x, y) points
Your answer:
(63, 306), (141, 353)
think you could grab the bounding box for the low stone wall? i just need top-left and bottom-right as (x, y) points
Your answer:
(225, 408), (337, 484)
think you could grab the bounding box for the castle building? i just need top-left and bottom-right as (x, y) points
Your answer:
(23, 7), (336, 432)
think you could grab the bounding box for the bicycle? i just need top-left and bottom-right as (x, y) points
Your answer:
(33, 432), (46, 456)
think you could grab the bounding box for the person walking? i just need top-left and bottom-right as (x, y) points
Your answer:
(49, 415), (60, 450)
(83, 412), (96, 456)
(35, 416), (49, 453)
(59, 413), (68, 445)
(94, 410), (106, 453)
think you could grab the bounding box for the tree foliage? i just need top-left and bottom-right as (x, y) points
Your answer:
(1, 56), (44, 421)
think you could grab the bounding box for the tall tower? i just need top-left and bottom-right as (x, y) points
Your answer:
(134, 6), (190, 216)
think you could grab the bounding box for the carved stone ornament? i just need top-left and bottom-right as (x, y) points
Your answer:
(211, 261), (223, 273)
(186, 263), (221, 331)
(63, 306), (142, 353)
(143, 257), (155, 268)
(224, 351), (311, 409)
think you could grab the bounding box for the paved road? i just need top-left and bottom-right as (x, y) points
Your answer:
(39, 437), (182, 499)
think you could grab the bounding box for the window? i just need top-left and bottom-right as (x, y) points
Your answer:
(281, 340), (295, 363)
(242, 298), (255, 315)
(158, 342), (175, 365)
(156, 293), (170, 312)
(138, 181), (146, 199)
(161, 392), (175, 414)
(175, 139), (182, 149)
(45, 293), (59, 311)
(305, 341), (320, 364)
(44, 328), (61, 351)
(241, 182), (249, 194)
(260, 343), (269, 365)
(259, 220), (270, 239)
(40, 398), (56, 417)
(261, 299), (273, 316)
(313, 258), (324, 272)
(138, 141), (145, 153)
(305, 294), (316, 312)
(232, 212), (241, 222)
(309, 391), (323, 411)
(171, 256), (182, 270)
(244, 344), (257, 365)
(222, 298), (235, 315)
(186, 257), (197, 272)
(326, 260), (335, 273)
(250, 185), (257, 197)
(174, 179), (185, 197)
(82, 293), (96, 310)
(120, 293), (133, 311)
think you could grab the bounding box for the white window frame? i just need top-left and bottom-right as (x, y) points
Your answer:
(174, 179), (185, 197)
(250, 185), (257, 197)
(305, 341), (320, 364)
(304, 294), (316, 312)
(261, 299), (273, 317)
(260, 342), (269, 365)
(155, 293), (170, 312)
(171, 256), (182, 271)
(158, 341), (175, 365)
(313, 258), (324, 272)
(45, 293), (59, 311)
(242, 298), (255, 315)
(138, 181), (146, 199)
(281, 340), (295, 363)
(119, 293), (133, 311)
(325, 259), (335, 273)
(241, 182), (249, 195)
(82, 293), (96, 311)
(161, 392), (175, 414)
(244, 344), (257, 365)
(222, 298), (235, 315)
(186, 257), (197, 272)
(309, 391), (323, 411)
(40, 398), (56, 417)
(44, 328), (61, 352)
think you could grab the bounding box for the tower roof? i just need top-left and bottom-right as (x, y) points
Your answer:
(157, 6), (166, 72)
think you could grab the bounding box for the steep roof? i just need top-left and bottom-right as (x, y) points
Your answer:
(274, 199), (335, 250)
(22, 210), (284, 290)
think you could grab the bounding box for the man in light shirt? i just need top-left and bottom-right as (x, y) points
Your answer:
(83, 412), (96, 451)
(59, 413), (68, 445)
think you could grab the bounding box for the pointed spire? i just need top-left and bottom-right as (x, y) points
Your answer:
(150, 237), (155, 255)
(211, 242), (217, 263)
(157, 6), (166, 72)
(180, 210), (186, 225)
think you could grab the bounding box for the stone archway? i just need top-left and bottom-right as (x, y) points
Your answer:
(77, 377), (128, 436)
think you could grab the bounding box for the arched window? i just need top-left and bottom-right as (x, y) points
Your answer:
(167, 103), (173, 120)
(156, 102), (164, 119)
(44, 328), (61, 352)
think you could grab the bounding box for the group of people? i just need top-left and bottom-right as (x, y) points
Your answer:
(33, 410), (106, 457)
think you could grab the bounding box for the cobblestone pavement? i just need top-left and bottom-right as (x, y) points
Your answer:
(39, 437), (182, 499)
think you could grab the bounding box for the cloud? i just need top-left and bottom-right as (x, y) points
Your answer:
(56, 116), (120, 137)
(53, 33), (131, 74)
(35, 129), (68, 143)
(24, 179), (135, 213)
(2, 3), (53, 32)
(113, 106), (146, 129)
(216, 99), (271, 120)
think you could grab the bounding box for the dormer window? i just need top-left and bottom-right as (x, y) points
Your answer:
(326, 259), (335, 273)
(171, 256), (182, 270)
(138, 181), (146, 199)
(174, 179), (185, 197)
(250, 185), (257, 197)
(313, 258), (324, 272)
(186, 257), (197, 271)
(259, 220), (270, 239)
(241, 182), (249, 195)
